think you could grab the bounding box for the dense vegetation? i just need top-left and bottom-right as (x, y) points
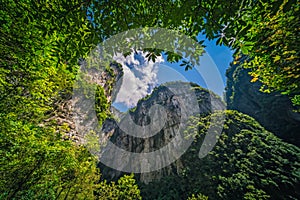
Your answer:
(0, 1), (141, 199)
(140, 111), (300, 200)
(1, 0), (299, 199)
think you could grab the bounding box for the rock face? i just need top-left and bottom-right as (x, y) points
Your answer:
(47, 62), (123, 144)
(140, 111), (300, 200)
(99, 82), (225, 183)
(225, 58), (300, 146)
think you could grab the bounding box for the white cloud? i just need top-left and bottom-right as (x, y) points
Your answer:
(113, 51), (164, 107)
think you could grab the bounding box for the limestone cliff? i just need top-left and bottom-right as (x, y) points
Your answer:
(44, 62), (123, 143)
(225, 58), (300, 146)
(99, 82), (225, 183)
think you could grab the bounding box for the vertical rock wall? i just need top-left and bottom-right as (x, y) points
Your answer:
(225, 58), (300, 146)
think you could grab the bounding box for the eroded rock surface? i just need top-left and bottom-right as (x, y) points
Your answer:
(99, 82), (225, 183)
(225, 59), (300, 146)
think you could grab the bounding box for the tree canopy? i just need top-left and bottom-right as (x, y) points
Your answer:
(1, 0), (299, 102)
(0, 0), (299, 199)
(90, 0), (299, 103)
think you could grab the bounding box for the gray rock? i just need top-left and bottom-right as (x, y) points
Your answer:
(225, 57), (300, 146)
(99, 82), (225, 183)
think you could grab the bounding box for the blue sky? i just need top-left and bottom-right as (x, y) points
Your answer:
(112, 34), (234, 112)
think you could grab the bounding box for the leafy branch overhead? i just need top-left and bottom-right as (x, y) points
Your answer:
(2, 0), (298, 103)
(91, 0), (299, 103)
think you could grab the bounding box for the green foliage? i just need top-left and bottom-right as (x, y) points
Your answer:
(184, 110), (300, 199)
(187, 194), (208, 200)
(85, 131), (101, 156)
(239, 0), (300, 103)
(0, 113), (142, 199)
(0, 1), (141, 199)
(291, 94), (300, 109)
(141, 111), (300, 200)
(1, 0), (299, 199)
(0, 114), (100, 200)
(95, 85), (110, 126)
(0, 0), (96, 122)
(91, 0), (299, 103)
(97, 174), (142, 200)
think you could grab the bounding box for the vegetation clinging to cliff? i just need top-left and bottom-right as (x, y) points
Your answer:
(140, 110), (300, 200)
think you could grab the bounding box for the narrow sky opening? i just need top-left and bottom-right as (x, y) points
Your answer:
(112, 34), (234, 112)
